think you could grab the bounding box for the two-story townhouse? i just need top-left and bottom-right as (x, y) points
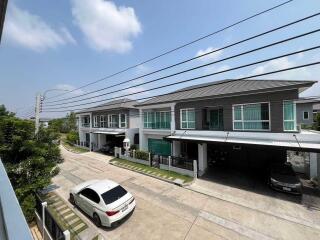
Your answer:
(295, 98), (320, 128)
(76, 98), (140, 151)
(137, 79), (320, 178)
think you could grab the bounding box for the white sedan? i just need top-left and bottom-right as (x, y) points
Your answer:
(69, 179), (136, 227)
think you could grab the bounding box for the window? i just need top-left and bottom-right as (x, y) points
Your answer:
(181, 109), (195, 129)
(108, 114), (119, 128)
(93, 115), (99, 128)
(81, 116), (90, 127)
(144, 111), (171, 129)
(80, 188), (100, 203)
(100, 115), (107, 128)
(233, 103), (270, 131)
(120, 114), (127, 128)
(101, 186), (127, 205)
(144, 112), (154, 128)
(283, 101), (296, 131)
(303, 111), (309, 120)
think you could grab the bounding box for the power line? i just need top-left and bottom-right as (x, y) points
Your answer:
(46, 9), (319, 105)
(42, 60), (320, 113)
(44, 28), (320, 107)
(45, 0), (294, 101)
(43, 45), (320, 110)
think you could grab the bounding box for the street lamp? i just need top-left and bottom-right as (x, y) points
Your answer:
(35, 88), (69, 134)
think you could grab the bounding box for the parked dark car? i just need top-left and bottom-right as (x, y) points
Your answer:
(100, 143), (115, 155)
(269, 162), (302, 195)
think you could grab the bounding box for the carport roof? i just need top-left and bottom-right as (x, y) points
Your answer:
(165, 130), (320, 152)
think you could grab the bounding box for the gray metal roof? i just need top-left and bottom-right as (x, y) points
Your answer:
(77, 98), (138, 114)
(137, 79), (316, 106)
(295, 97), (320, 104)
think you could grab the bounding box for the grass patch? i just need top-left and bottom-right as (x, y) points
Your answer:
(62, 140), (89, 153)
(110, 158), (193, 183)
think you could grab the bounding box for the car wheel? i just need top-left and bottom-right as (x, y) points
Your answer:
(69, 194), (75, 205)
(93, 213), (101, 227)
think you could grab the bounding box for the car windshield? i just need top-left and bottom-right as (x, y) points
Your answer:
(272, 165), (294, 175)
(101, 185), (128, 205)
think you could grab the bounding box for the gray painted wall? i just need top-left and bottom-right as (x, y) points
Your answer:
(175, 89), (298, 133)
(296, 103), (314, 126)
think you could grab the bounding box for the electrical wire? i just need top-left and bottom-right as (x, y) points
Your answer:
(45, 0), (294, 101)
(42, 60), (320, 113)
(44, 28), (320, 107)
(43, 45), (320, 110)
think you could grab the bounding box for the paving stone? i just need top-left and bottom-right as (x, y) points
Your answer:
(56, 204), (68, 211)
(59, 208), (71, 215)
(69, 217), (81, 225)
(73, 222), (86, 231)
(64, 213), (75, 219)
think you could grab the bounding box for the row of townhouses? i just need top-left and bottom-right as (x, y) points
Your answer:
(76, 79), (320, 179)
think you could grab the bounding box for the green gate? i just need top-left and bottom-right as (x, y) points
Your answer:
(148, 139), (171, 156)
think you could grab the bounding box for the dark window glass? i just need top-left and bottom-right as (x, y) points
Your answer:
(80, 188), (100, 203)
(303, 111), (309, 119)
(101, 185), (127, 205)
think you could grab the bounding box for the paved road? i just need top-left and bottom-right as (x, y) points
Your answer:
(52, 147), (320, 240)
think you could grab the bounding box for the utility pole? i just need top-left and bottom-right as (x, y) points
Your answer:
(35, 93), (41, 134)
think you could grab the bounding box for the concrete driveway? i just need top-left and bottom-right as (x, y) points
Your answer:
(51, 146), (320, 240)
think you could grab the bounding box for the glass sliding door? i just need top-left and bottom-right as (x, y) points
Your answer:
(283, 101), (296, 131)
(209, 109), (223, 130)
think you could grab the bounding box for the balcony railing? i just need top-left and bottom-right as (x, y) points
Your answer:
(0, 159), (33, 240)
(81, 123), (90, 128)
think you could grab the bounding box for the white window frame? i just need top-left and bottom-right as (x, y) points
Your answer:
(303, 111), (309, 120)
(283, 100), (296, 132)
(119, 113), (127, 128)
(180, 108), (196, 130)
(100, 115), (107, 128)
(93, 115), (99, 128)
(108, 114), (119, 128)
(144, 111), (153, 129)
(232, 102), (271, 131)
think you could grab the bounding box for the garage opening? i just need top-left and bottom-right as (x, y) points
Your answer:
(204, 143), (288, 195)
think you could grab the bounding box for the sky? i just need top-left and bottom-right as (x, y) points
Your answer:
(1, 0), (320, 118)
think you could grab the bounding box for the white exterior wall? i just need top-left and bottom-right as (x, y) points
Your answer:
(310, 152), (319, 179)
(198, 143), (207, 176)
(138, 103), (176, 153)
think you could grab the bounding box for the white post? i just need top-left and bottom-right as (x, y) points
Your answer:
(148, 152), (151, 166)
(35, 93), (41, 135)
(193, 160), (198, 179)
(63, 230), (70, 240)
(114, 147), (118, 157)
(41, 202), (47, 239)
(168, 156), (171, 172)
(119, 147), (122, 158)
(310, 152), (318, 179)
(133, 150), (136, 159)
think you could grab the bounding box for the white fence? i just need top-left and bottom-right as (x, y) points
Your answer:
(114, 147), (197, 178)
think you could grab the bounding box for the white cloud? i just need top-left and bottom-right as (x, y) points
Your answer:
(71, 0), (141, 53)
(244, 55), (320, 98)
(196, 47), (223, 62)
(4, 3), (76, 52)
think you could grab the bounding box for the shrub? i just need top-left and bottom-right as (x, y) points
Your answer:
(66, 131), (79, 144)
(50, 166), (60, 177)
(135, 150), (149, 161)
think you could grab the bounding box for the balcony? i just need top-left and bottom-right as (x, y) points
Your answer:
(0, 159), (33, 240)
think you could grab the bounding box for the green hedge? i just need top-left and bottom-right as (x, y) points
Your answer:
(135, 150), (149, 161)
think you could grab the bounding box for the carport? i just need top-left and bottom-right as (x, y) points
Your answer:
(91, 130), (125, 151)
(166, 130), (320, 179)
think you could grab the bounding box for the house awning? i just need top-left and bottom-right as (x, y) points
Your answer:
(165, 130), (320, 152)
(92, 130), (125, 135)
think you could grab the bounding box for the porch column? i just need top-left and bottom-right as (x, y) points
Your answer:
(172, 141), (181, 157)
(198, 143), (207, 176)
(139, 109), (148, 151)
(89, 133), (92, 152)
(170, 103), (176, 134)
(310, 152), (319, 178)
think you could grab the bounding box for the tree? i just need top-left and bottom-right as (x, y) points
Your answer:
(313, 113), (320, 131)
(48, 112), (77, 133)
(0, 105), (61, 222)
